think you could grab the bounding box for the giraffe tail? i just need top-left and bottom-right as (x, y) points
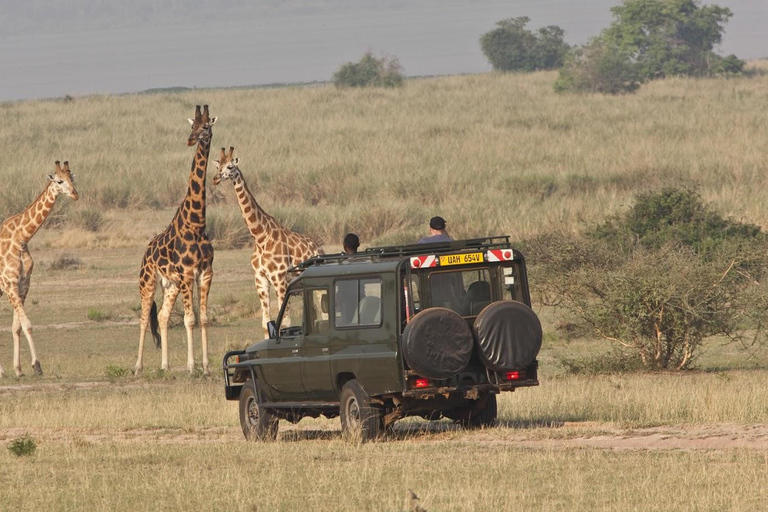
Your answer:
(150, 300), (161, 349)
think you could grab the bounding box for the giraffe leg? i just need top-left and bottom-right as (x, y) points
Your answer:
(198, 267), (213, 375)
(254, 269), (271, 339)
(157, 283), (181, 372)
(180, 282), (196, 374)
(135, 273), (157, 375)
(267, 272), (288, 338)
(4, 284), (39, 377)
(17, 251), (41, 376)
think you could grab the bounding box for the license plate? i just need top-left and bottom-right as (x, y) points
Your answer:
(439, 252), (484, 266)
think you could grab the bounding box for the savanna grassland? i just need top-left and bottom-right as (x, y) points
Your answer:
(1, 65), (768, 511)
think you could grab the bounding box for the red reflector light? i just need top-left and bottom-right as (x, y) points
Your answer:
(414, 378), (430, 388)
(506, 371), (521, 381)
(234, 355), (240, 363)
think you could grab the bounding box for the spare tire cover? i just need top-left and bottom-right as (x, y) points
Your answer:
(401, 307), (473, 380)
(473, 300), (542, 372)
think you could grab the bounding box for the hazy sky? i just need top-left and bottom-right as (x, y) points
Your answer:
(1, 0), (765, 102)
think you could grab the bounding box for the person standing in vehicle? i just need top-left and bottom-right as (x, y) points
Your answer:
(343, 233), (360, 255)
(418, 216), (453, 243)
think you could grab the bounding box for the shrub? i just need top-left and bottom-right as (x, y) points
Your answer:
(105, 364), (130, 380)
(8, 434), (37, 457)
(49, 254), (82, 270)
(333, 52), (404, 88)
(592, 188), (763, 256)
(530, 190), (768, 370)
(69, 208), (104, 232)
(554, 39), (640, 94)
(480, 17), (569, 72)
(87, 308), (110, 322)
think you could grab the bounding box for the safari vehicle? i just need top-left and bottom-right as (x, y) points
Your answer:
(223, 236), (542, 441)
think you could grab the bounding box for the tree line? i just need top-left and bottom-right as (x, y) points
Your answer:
(333, 0), (746, 94)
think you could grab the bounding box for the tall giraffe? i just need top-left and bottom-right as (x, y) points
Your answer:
(213, 147), (323, 337)
(135, 105), (216, 375)
(0, 161), (78, 378)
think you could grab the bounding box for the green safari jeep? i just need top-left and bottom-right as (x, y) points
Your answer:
(223, 236), (542, 441)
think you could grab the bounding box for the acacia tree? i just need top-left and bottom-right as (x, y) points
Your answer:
(530, 189), (768, 370)
(480, 17), (569, 72)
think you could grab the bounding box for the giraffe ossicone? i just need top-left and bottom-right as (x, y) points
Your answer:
(0, 161), (78, 378)
(213, 146), (323, 337)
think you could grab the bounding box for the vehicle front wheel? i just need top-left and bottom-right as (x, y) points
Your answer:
(340, 380), (382, 442)
(239, 379), (279, 441)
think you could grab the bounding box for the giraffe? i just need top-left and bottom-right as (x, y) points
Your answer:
(135, 105), (216, 375)
(212, 147), (323, 337)
(0, 161), (78, 378)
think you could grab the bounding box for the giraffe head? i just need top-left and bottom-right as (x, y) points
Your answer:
(48, 161), (79, 201)
(186, 104), (217, 146)
(212, 147), (241, 185)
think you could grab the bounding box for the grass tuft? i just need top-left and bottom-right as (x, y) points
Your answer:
(7, 434), (37, 457)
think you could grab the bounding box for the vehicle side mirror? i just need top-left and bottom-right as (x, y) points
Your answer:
(267, 320), (278, 339)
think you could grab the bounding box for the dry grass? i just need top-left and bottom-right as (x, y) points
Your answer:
(2, 66), (768, 510)
(2, 63), (768, 247)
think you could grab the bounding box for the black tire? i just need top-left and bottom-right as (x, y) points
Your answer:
(340, 380), (382, 442)
(239, 379), (279, 441)
(401, 307), (474, 380)
(454, 393), (498, 429)
(473, 300), (542, 372)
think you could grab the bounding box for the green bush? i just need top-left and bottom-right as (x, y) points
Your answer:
(332, 52), (404, 88)
(87, 308), (110, 322)
(480, 17), (569, 72)
(105, 364), (130, 380)
(592, 188), (763, 256)
(554, 39), (640, 94)
(530, 190), (768, 370)
(8, 434), (37, 457)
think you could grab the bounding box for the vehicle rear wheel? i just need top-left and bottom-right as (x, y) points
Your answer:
(455, 393), (498, 429)
(340, 380), (382, 442)
(239, 379), (279, 441)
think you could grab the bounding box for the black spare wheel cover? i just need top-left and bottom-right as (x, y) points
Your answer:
(473, 300), (542, 372)
(401, 307), (474, 380)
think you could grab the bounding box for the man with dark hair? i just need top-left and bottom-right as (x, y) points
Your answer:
(343, 233), (360, 255)
(418, 216), (453, 244)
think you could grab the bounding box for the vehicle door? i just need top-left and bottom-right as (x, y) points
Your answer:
(301, 287), (336, 401)
(261, 289), (306, 402)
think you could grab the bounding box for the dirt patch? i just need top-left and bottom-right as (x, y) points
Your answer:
(2, 422), (768, 450)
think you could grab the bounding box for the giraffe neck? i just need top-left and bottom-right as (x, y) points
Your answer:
(16, 184), (57, 243)
(177, 138), (211, 231)
(232, 176), (278, 243)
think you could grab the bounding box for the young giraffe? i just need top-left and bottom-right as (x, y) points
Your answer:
(135, 105), (216, 375)
(212, 147), (323, 337)
(0, 161), (78, 378)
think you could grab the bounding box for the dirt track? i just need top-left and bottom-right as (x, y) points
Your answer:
(2, 422), (767, 450)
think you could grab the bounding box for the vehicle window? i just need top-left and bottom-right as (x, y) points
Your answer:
(279, 291), (304, 337)
(501, 264), (523, 302)
(335, 278), (382, 327)
(410, 274), (421, 313)
(429, 268), (491, 317)
(307, 289), (330, 335)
